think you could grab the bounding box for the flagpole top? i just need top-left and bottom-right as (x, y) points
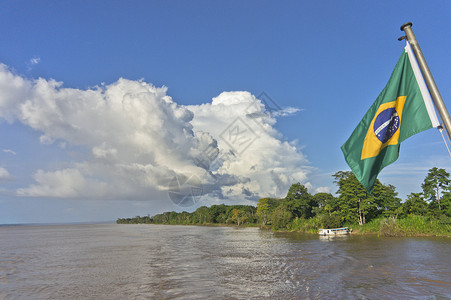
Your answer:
(400, 22), (413, 31)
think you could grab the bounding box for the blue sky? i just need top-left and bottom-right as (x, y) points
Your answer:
(0, 1), (450, 224)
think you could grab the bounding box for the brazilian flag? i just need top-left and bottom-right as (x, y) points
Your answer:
(341, 42), (439, 193)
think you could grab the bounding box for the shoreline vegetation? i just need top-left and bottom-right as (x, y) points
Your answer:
(117, 168), (451, 237)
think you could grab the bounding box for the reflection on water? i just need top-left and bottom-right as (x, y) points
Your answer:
(0, 224), (450, 299)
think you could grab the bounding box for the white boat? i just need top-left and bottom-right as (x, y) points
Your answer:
(318, 227), (351, 236)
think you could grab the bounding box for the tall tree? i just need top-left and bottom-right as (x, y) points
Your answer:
(283, 183), (315, 219)
(231, 209), (244, 226)
(371, 183), (402, 218)
(333, 171), (369, 224)
(333, 171), (399, 224)
(257, 198), (273, 226)
(422, 167), (451, 211)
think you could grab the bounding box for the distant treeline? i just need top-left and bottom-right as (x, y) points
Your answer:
(116, 204), (257, 226)
(117, 168), (451, 236)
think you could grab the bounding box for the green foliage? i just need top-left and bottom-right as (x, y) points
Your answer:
(379, 217), (405, 237)
(312, 193), (337, 215)
(402, 193), (428, 216)
(320, 214), (342, 229)
(333, 171), (368, 224)
(289, 217), (322, 233)
(422, 167), (451, 215)
(256, 197), (279, 226)
(353, 215), (451, 237)
(333, 171), (401, 225)
(355, 217), (384, 234)
(422, 167), (450, 200)
(397, 215), (451, 236)
(116, 215), (152, 224)
(282, 183), (316, 219)
(440, 193), (451, 217)
(270, 205), (293, 230)
(118, 204), (257, 226)
(372, 183), (401, 218)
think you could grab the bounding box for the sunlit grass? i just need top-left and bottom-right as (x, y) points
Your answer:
(353, 215), (451, 237)
(280, 215), (451, 237)
(287, 217), (322, 234)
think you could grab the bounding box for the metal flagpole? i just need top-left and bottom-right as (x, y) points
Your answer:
(400, 22), (451, 140)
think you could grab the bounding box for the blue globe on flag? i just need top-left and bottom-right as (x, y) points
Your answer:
(374, 107), (400, 144)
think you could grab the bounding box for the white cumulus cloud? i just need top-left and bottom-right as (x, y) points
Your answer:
(187, 91), (310, 201)
(0, 63), (310, 204)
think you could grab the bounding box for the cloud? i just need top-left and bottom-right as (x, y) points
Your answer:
(187, 91), (310, 200)
(30, 57), (41, 65)
(3, 149), (16, 155)
(17, 168), (103, 198)
(26, 57), (41, 72)
(0, 167), (13, 181)
(273, 106), (302, 117)
(315, 186), (331, 194)
(0, 64), (31, 122)
(0, 63), (309, 204)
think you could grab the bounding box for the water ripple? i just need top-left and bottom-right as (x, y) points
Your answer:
(0, 225), (450, 299)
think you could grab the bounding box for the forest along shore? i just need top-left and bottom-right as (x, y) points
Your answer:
(117, 169), (451, 237)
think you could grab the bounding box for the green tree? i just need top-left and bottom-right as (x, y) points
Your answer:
(333, 171), (399, 224)
(333, 171), (369, 224)
(321, 214), (342, 229)
(209, 205), (227, 223)
(256, 198), (272, 226)
(439, 193), (451, 217)
(312, 192), (336, 216)
(283, 183), (315, 218)
(402, 192), (428, 216)
(231, 209), (244, 225)
(372, 183), (401, 218)
(270, 205), (293, 230)
(422, 167), (451, 212)
(194, 206), (211, 224)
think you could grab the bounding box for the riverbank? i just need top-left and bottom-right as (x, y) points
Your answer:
(352, 215), (451, 237)
(272, 215), (451, 237)
(152, 222), (260, 228)
(118, 215), (451, 237)
(118, 179), (451, 237)
(202, 215), (451, 238)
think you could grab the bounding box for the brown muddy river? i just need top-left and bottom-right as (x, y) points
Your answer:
(0, 224), (450, 299)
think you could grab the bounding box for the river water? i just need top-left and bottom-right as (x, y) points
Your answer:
(0, 224), (450, 299)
